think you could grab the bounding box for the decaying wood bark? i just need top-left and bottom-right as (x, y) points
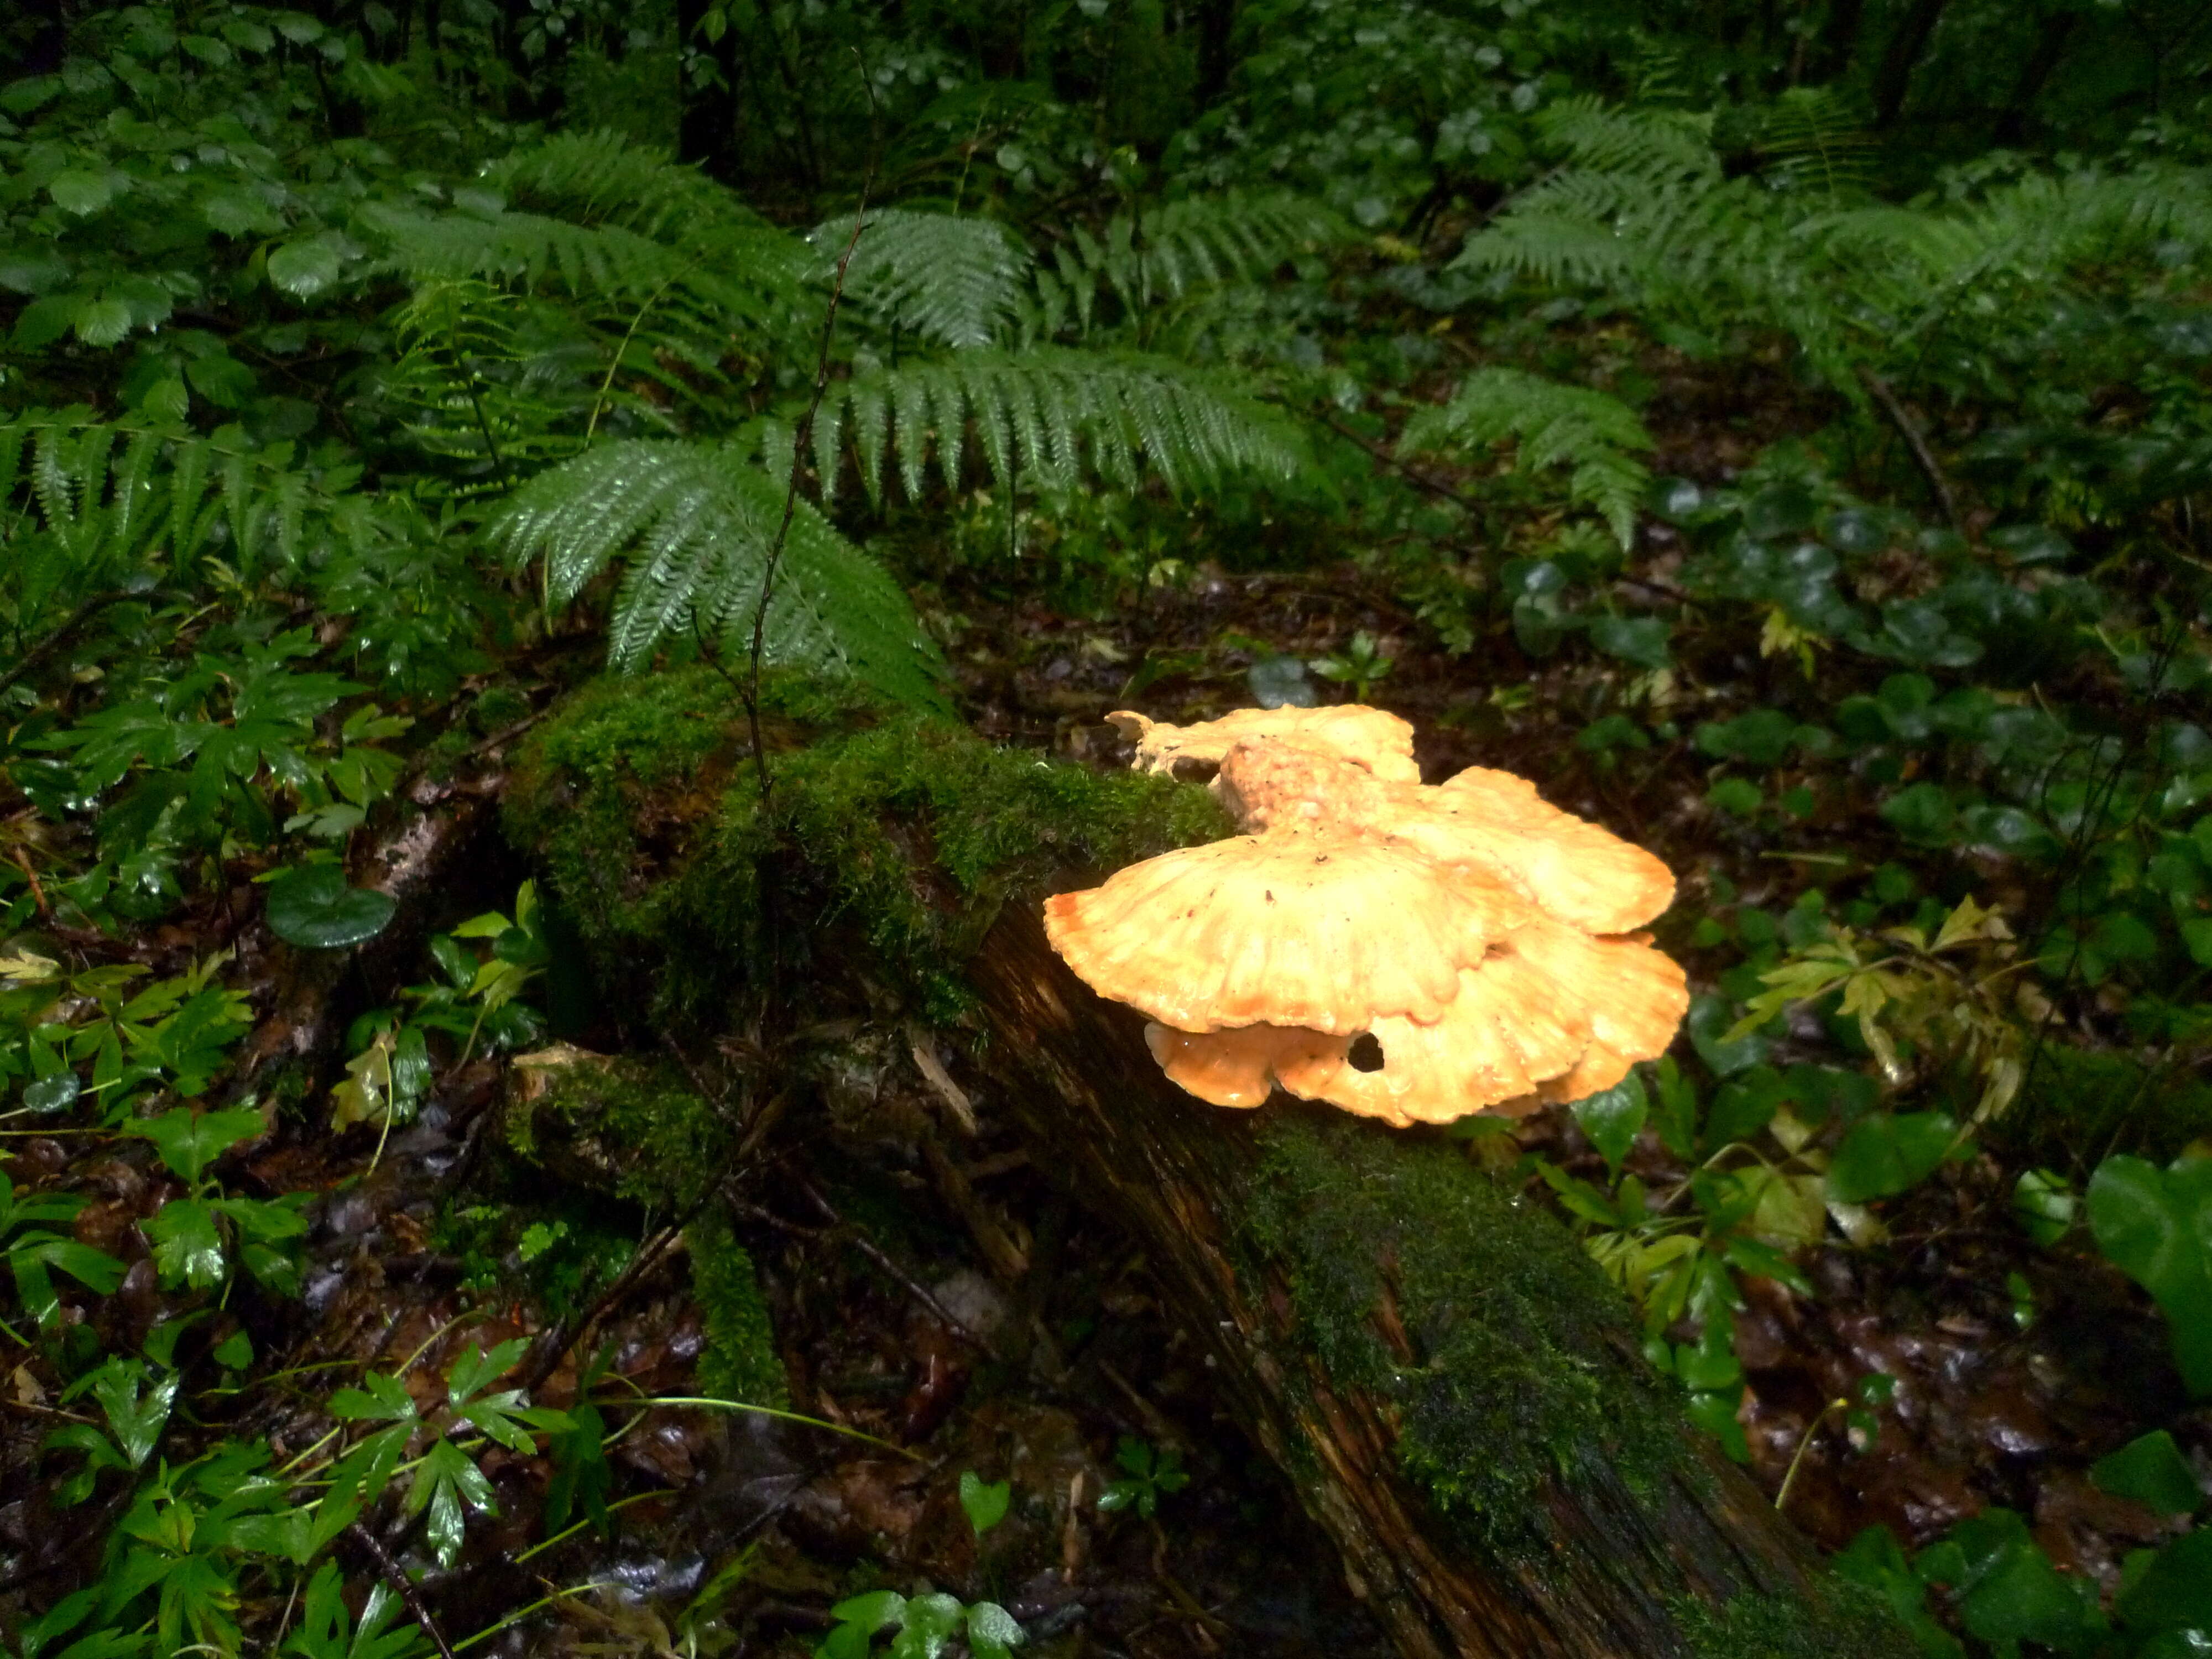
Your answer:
(498, 679), (1908, 1659)
(967, 907), (1903, 1659)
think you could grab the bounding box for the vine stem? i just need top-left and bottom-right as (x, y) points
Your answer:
(740, 59), (880, 815)
(1773, 1395), (1848, 1512)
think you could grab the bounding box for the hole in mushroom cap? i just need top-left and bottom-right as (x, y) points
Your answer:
(1347, 1032), (1385, 1072)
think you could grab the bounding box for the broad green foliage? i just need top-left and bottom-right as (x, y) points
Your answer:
(1837, 1435), (2212, 1659)
(8, 0), (2212, 1652)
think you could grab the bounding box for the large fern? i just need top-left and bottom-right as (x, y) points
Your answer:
(363, 133), (811, 356)
(479, 177), (1330, 705)
(490, 440), (946, 708)
(1455, 99), (2212, 393)
(1399, 369), (1653, 548)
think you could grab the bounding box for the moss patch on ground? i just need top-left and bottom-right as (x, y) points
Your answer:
(1670, 1585), (1912, 1659)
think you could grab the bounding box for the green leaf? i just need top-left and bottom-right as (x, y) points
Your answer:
(1696, 709), (1806, 768)
(1827, 1113), (1957, 1205)
(412, 1437), (497, 1568)
(1688, 995), (1767, 1077)
(2011, 1168), (2077, 1247)
(22, 1073), (81, 1114)
(266, 866), (398, 949)
(958, 1469), (1011, 1538)
(327, 1371), (419, 1424)
(2087, 1155), (2212, 1397)
(1833, 1526), (1964, 1659)
(268, 236), (345, 298)
(2090, 1431), (2203, 1517)
(74, 1357), (179, 1467)
(144, 1197), (228, 1288)
(1880, 782), (1955, 843)
(2118, 1526), (2212, 1631)
(123, 1107), (265, 1182)
(48, 170), (116, 216)
(1684, 1388), (1748, 1462)
(1589, 615), (1672, 670)
(1947, 1508), (2104, 1648)
(74, 296), (135, 347)
(1651, 1058), (1700, 1159)
(890, 1593), (963, 1659)
(1572, 1074), (1647, 1177)
(966, 1603), (1025, 1659)
(1707, 776), (1762, 817)
(828, 1592), (907, 1633)
(447, 1337), (530, 1404)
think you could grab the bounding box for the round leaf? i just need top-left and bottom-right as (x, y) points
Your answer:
(267, 866), (397, 949)
(1827, 1113), (1957, 1204)
(22, 1073), (81, 1115)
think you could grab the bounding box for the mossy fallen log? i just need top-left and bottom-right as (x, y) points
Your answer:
(502, 670), (1912, 1659)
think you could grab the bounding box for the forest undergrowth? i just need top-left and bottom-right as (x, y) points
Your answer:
(2, 0), (2211, 1653)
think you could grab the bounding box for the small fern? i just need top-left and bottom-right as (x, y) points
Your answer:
(1399, 368), (1652, 548)
(800, 349), (1307, 505)
(490, 439), (947, 708)
(1, 411), (345, 633)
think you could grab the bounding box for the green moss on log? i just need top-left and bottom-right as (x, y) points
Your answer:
(505, 1052), (733, 1210)
(688, 1208), (788, 1408)
(1671, 1585), (1908, 1658)
(1246, 1113), (1686, 1555)
(504, 665), (1229, 1025)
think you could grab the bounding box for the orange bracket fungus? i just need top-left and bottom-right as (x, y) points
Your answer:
(1043, 705), (1689, 1128)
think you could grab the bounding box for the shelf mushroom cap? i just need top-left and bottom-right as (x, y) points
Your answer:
(1145, 917), (1687, 1125)
(1042, 827), (1532, 1034)
(1048, 702), (1687, 1125)
(1108, 705), (1422, 784)
(1144, 1021), (1350, 1108)
(1216, 742), (1675, 935)
(1273, 948), (1594, 1125)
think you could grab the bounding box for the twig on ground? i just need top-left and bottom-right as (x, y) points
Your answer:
(796, 1177), (1004, 1358)
(347, 1521), (459, 1659)
(1857, 366), (1965, 533)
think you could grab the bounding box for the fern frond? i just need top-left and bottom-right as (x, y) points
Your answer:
(364, 133), (810, 339)
(1533, 97), (1719, 186)
(1400, 368), (1653, 547)
(484, 131), (811, 299)
(822, 209), (1031, 349)
(491, 439), (946, 707)
(1032, 192), (1347, 337)
(811, 349), (1306, 505)
(1751, 87), (1875, 199)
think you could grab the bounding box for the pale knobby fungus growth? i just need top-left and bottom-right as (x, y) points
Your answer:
(1108, 706), (1423, 784)
(1044, 706), (1689, 1128)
